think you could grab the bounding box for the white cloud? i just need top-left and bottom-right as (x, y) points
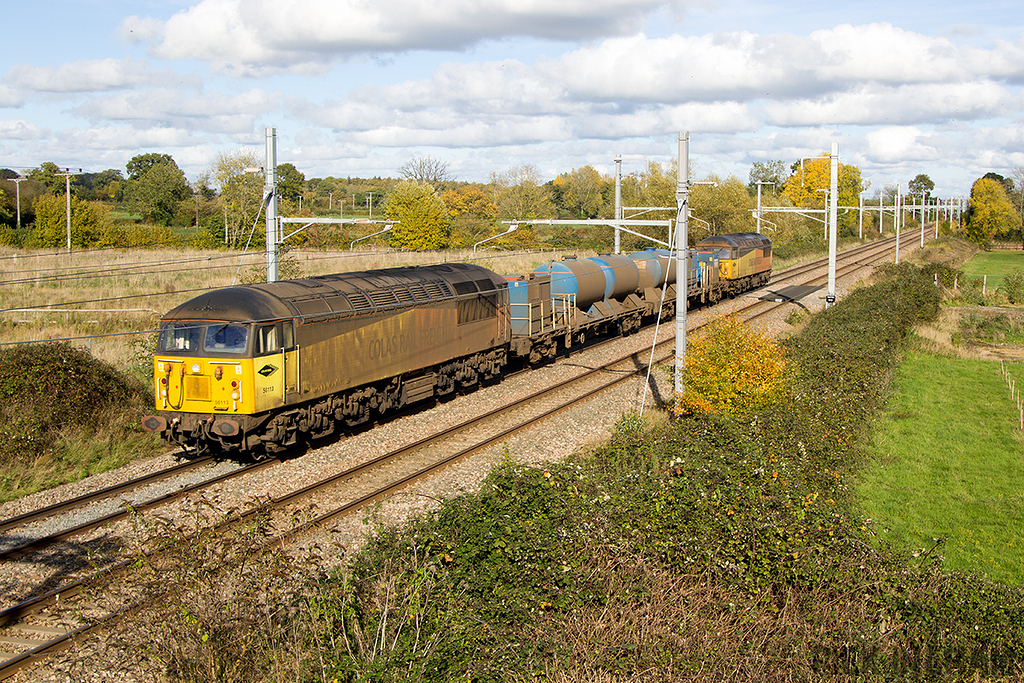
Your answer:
(548, 24), (1024, 106)
(765, 81), (1014, 126)
(3, 58), (198, 94)
(119, 15), (166, 44)
(862, 126), (944, 164)
(73, 88), (280, 134)
(546, 32), (812, 103)
(59, 126), (200, 152)
(0, 84), (24, 108)
(131, 0), (693, 75)
(0, 119), (46, 140)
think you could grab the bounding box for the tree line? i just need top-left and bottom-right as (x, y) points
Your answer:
(1, 150), (1018, 255)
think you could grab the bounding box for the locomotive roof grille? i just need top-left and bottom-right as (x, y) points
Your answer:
(696, 232), (772, 249)
(161, 263), (503, 325)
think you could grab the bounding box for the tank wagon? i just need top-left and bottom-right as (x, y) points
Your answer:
(143, 235), (770, 455)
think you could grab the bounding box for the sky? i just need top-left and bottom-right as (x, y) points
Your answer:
(1, 0), (1022, 200)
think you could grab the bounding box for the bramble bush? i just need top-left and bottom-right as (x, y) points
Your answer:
(311, 263), (1024, 681)
(0, 342), (148, 466)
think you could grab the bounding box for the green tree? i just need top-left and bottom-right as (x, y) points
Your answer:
(748, 160), (787, 195)
(0, 189), (13, 230)
(965, 177), (1020, 244)
(27, 162), (69, 195)
(275, 162), (305, 203)
(489, 165), (555, 220)
(74, 169), (124, 202)
(212, 149), (265, 247)
(30, 194), (101, 247)
(126, 153), (176, 181)
(125, 162), (191, 226)
(908, 173), (935, 201)
(383, 180), (451, 251)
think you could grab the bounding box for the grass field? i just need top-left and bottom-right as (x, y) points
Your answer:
(856, 347), (1024, 584)
(960, 250), (1024, 290)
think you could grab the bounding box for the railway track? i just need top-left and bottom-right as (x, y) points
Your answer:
(0, 232), (923, 680)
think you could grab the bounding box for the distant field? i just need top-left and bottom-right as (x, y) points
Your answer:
(960, 251), (1024, 289)
(856, 349), (1024, 584)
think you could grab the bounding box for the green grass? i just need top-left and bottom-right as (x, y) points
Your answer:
(960, 251), (1024, 289)
(856, 349), (1024, 584)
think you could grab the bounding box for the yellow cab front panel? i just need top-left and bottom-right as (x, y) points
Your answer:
(154, 355), (257, 416)
(153, 321), (267, 417)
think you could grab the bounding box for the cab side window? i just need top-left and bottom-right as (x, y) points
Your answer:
(282, 322), (295, 350)
(256, 324), (280, 356)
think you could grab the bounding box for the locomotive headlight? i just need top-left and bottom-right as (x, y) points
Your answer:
(191, 364), (200, 374)
(231, 391), (239, 400)
(214, 366), (223, 380)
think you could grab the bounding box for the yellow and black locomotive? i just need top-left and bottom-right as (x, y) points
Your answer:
(143, 263), (508, 453)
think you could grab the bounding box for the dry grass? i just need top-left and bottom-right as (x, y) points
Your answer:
(0, 246), (586, 368)
(522, 549), (902, 683)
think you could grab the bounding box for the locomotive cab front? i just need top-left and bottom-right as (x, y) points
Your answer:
(143, 317), (298, 451)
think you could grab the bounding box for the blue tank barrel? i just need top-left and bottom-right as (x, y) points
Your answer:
(533, 258), (607, 309)
(627, 248), (677, 287)
(587, 255), (640, 300)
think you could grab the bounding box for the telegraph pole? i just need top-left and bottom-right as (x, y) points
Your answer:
(614, 155), (622, 254)
(11, 178), (25, 230)
(826, 142), (838, 307)
(56, 169), (79, 257)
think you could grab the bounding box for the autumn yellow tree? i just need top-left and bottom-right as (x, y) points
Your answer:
(671, 316), (787, 417)
(965, 177), (1020, 244)
(782, 154), (867, 236)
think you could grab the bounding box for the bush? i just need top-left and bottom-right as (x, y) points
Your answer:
(1002, 269), (1024, 304)
(123, 263), (1024, 681)
(671, 315), (787, 417)
(0, 342), (146, 465)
